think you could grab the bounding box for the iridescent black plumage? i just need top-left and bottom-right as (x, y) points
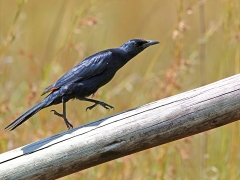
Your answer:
(5, 39), (159, 131)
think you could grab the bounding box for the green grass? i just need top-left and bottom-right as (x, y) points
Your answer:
(0, 0), (240, 179)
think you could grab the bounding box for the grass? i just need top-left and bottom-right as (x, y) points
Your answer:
(0, 0), (240, 179)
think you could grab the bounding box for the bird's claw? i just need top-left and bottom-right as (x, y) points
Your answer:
(85, 102), (114, 111)
(103, 103), (114, 111)
(50, 110), (63, 117)
(50, 110), (73, 129)
(85, 104), (97, 111)
(66, 122), (73, 129)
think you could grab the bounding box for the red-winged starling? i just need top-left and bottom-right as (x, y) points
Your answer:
(5, 39), (159, 131)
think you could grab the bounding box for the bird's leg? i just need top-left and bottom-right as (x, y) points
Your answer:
(51, 97), (73, 129)
(82, 97), (114, 111)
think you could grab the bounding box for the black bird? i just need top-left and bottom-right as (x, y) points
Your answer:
(5, 39), (159, 131)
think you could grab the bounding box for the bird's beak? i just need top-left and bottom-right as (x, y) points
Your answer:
(143, 40), (159, 48)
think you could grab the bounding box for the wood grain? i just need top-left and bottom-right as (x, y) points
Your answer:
(0, 74), (240, 179)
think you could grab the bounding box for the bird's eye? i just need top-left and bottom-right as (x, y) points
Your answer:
(134, 42), (140, 47)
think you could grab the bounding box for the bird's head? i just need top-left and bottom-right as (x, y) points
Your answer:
(120, 39), (159, 56)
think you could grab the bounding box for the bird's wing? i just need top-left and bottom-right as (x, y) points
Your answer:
(42, 50), (112, 95)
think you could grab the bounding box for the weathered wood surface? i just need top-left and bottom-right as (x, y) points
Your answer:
(0, 74), (240, 180)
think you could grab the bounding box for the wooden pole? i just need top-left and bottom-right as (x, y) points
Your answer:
(0, 74), (240, 179)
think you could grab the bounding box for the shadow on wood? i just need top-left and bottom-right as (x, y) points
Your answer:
(0, 74), (240, 179)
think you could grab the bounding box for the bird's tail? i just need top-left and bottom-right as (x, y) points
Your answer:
(5, 100), (47, 131)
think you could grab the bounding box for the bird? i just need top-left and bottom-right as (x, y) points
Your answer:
(5, 39), (159, 131)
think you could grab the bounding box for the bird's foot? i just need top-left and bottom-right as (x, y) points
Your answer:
(50, 110), (73, 129)
(86, 101), (114, 111)
(50, 110), (63, 117)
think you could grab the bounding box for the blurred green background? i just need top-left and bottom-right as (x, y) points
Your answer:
(0, 0), (240, 179)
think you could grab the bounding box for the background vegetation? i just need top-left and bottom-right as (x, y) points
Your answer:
(0, 0), (239, 179)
